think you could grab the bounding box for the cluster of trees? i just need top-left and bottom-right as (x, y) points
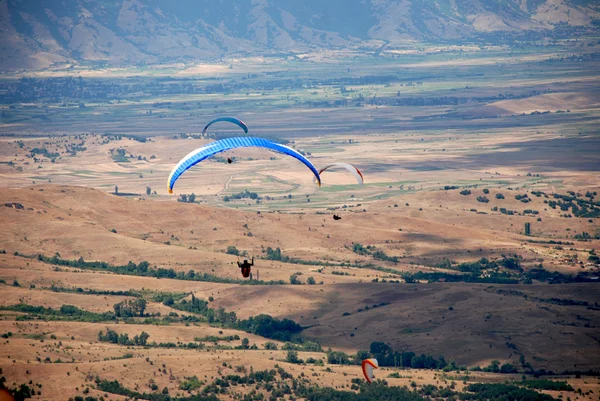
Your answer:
(366, 342), (463, 370)
(0, 381), (37, 401)
(352, 243), (398, 263)
(236, 314), (303, 342)
(574, 232), (600, 240)
(264, 246), (289, 262)
(515, 194), (530, 203)
(168, 294), (237, 326)
(491, 206), (517, 215)
(546, 193), (600, 218)
(97, 329), (150, 346)
(223, 189), (260, 202)
(471, 360), (518, 373)
(166, 294), (303, 341)
(113, 299), (147, 317)
(30, 147), (59, 159)
(471, 257), (521, 272)
(177, 193), (196, 203)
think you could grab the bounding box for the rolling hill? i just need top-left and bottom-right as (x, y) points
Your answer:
(1, 0), (599, 70)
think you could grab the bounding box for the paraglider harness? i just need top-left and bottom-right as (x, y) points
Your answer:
(237, 257), (254, 278)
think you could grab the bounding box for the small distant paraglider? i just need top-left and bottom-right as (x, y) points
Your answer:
(202, 117), (248, 135)
(227, 157), (233, 164)
(333, 214), (342, 220)
(361, 358), (379, 383)
(314, 162), (364, 185)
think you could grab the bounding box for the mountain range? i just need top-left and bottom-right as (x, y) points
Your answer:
(1, 0), (599, 70)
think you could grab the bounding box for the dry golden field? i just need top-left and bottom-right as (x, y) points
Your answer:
(1, 44), (600, 400)
(0, 126), (599, 400)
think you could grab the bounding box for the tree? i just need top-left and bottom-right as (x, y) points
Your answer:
(500, 363), (518, 373)
(327, 349), (350, 365)
(289, 273), (302, 285)
(525, 222), (531, 236)
(485, 360), (501, 373)
(241, 338), (249, 349)
(286, 350), (301, 364)
(307, 276), (316, 285)
(138, 331), (150, 346)
(146, 186), (151, 195)
(189, 193), (196, 202)
(114, 185), (118, 194)
(354, 349), (372, 365)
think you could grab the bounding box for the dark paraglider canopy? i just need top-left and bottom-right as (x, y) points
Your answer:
(202, 117), (248, 135)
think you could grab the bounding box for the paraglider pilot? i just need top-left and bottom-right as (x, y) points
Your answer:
(238, 257), (254, 278)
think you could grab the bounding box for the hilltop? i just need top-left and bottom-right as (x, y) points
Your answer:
(1, 0), (599, 70)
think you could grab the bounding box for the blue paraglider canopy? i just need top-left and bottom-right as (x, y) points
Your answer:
(167, 137), (321, 193)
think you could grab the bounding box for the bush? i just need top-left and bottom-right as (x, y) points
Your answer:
(226, 246), (239, 256)
(289, 273), (302, 285)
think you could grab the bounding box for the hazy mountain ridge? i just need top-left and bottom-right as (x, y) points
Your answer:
(1, 0), (599, 70)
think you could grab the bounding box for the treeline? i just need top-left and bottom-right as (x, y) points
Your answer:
(402, 270), (519, 285)
(48, 285), (138, 297)
(0, 304), (113, 323)
(521, 380), (573, 391)
(167, 294), (302, 341)
(97, 330), (207, 350)
(28, 253), (286, 285)
(365, 342), (466, 370)
(91, 368), (562, 401)
(95, 378), (219, 401)
(0, 302), (203, 326)
(452, 257), (523, 274)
